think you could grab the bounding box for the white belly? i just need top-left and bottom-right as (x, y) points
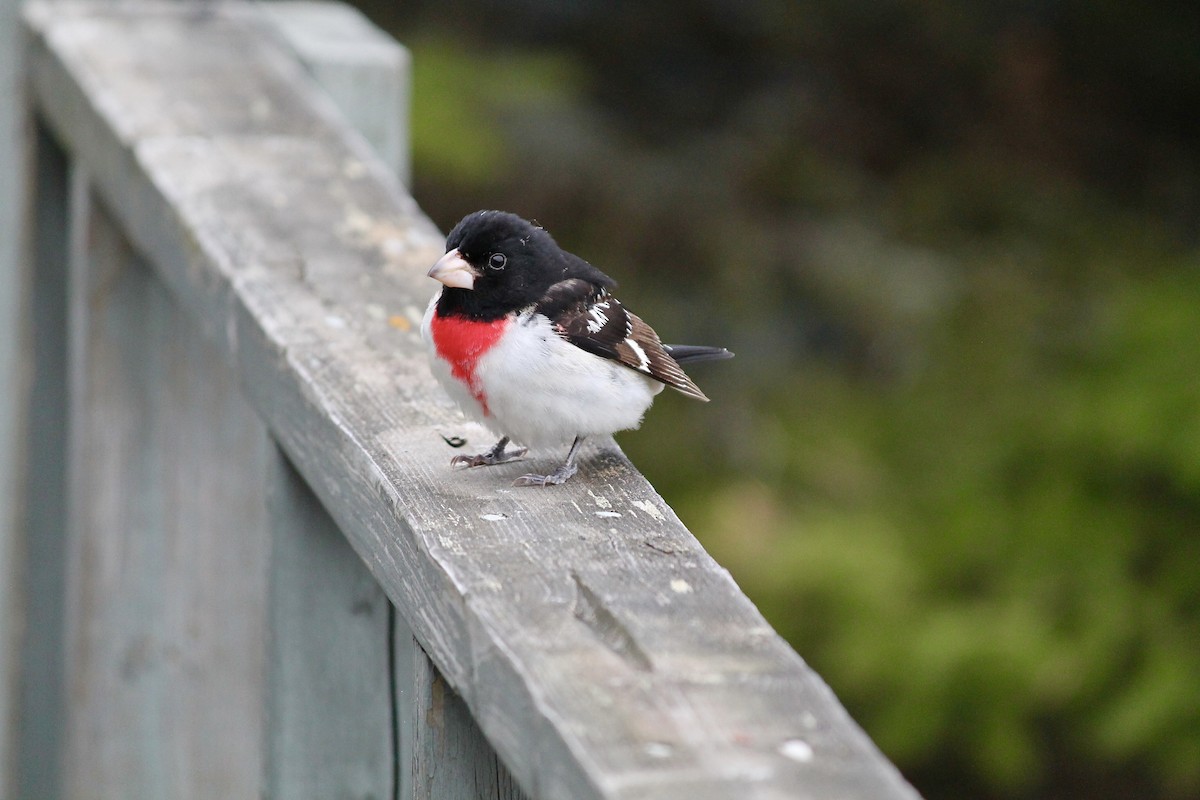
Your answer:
(423, 295), (662, 448)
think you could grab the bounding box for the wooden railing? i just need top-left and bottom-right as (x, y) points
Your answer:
(0, 2), (922, 798)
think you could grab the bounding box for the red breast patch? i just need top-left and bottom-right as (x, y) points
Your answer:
(430, 313), (509, 415)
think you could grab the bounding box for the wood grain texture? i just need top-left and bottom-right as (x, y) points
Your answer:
(24, 3), (923, 798)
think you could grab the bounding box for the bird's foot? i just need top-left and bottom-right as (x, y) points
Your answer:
(450, 437), (526, 468)
(512, 461), (579, 487)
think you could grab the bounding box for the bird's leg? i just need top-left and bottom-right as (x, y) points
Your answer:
(513, 436), (585, 487)
(450, 436), (527, 468)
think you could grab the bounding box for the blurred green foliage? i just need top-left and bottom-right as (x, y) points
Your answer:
(409, 38), (586, 184)
(361, 2), (1200, 798)
(699, 187), (1200, 798)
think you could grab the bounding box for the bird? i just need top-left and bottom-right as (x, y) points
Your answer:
(422, 210), (732, 486)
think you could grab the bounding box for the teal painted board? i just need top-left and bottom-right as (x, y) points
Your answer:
(264, 448), (394, 799)
(0, 0), (29, 786)
(60, 187), (271, 799)
(393, 614), (417, 800)
(12, 123), (72, 800)
(411, 642), (530, 800)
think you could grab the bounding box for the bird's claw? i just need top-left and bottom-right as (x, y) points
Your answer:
(512, 463), (578, 487)
(512, 473), (553, 487)
(450, 445), (527, 468)
(450, 453), (489, 468)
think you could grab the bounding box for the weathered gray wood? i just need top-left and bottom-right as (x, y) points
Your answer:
(60, 179), (272, 799)
(412, 641), (530, 800)
(258, 0), (411, 185)
(24, 3), (923, 799)
(264, 448), (395, 799)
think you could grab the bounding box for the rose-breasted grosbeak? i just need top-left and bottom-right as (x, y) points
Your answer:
(422, 210), (732, 486)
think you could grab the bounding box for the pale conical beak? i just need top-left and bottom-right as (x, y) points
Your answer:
(428, 248), (479, 290)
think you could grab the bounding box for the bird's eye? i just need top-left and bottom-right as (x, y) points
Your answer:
(488, 252), (507, 271)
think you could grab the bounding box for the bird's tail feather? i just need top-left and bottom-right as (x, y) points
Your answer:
(662, 344), (734, 364)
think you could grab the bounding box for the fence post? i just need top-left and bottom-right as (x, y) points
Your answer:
(255, 4), (416, 797)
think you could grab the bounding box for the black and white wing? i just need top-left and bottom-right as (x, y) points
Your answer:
(535, 278), (710, 401)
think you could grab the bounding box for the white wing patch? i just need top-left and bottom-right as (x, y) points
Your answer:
(586, 300), (611, 333)
(625, 338), (652, 372)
